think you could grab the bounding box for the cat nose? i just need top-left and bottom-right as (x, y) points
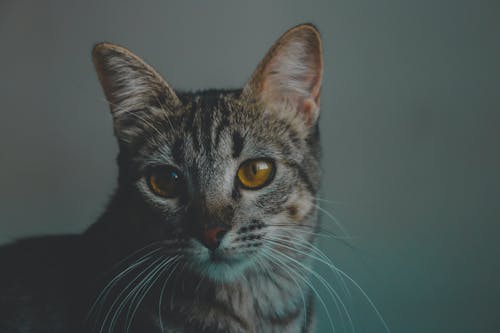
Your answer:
(202, 226), (228, 251)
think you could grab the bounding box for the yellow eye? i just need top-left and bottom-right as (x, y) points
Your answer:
(237, 159), (275, 190)
(147, 166), (183, 198)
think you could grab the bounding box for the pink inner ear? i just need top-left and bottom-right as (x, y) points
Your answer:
(302, 98), (319, 125)
(261, 51), (321, 124)
(260, 34), (322, 122)
(243, 25), (323, 127)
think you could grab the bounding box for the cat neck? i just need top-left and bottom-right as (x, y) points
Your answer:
(154, 259), (312, 332)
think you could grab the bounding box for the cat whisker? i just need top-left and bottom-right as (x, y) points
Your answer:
(279, 233), (391, 333)
(263, 233), (351, 298)
(334, 269), (391, 333)
(260, 249), (337, 333)
(125, 255), (181, 333)
(121, 258), (170, 333)
(263, 223), (358, 252)
(99, 256), (165, 333)
(254, 255), (309, 330)
(263, 237), (354, 333)
(264, 236), (390, 333)
(87, 245), (164, 323)
(263, 223), (349, 240)
(265, 246), (349, 333)
(315, 196), (351, 207)
(86, 242), (162, 320)
(159, 258), (183, 333)
(94, 242), (164, 282)
(314, 204), (351, 239)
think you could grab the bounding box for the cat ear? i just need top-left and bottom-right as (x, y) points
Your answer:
(243, 24), (323, 129)
(92, 43), (180, 143)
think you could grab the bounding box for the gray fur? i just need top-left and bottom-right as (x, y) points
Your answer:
(90, 24), (323, 333)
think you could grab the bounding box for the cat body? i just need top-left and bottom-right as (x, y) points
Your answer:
(0, 24), (324, 333)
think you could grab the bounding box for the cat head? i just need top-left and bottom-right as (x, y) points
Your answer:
(92, 24), (323, 282)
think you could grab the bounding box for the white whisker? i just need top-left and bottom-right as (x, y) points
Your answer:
(261, 248), (337, 333)
(264, 240), (354, 333)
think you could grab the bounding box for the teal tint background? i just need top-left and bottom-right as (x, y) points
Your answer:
(0, 1), (498, 332)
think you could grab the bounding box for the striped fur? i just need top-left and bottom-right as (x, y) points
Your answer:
(87, 23), (323, 333)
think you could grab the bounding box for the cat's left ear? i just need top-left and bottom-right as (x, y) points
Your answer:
(243, 24), (323, 130)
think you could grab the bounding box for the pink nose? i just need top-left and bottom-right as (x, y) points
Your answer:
(202, 227), (228, 251)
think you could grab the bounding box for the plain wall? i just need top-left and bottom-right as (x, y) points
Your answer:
(1, 0), (499, 332)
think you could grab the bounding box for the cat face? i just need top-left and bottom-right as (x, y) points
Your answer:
(93, 24), (323, 282)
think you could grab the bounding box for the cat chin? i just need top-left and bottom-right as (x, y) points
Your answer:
(186, 251), (255, 283)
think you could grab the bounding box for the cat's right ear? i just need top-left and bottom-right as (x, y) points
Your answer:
(92, 43), (180, 143)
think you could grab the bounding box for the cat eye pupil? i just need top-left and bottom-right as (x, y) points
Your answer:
(251, 162), (266, 175)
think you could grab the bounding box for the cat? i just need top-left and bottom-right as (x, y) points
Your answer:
(0, 23), (323, 333)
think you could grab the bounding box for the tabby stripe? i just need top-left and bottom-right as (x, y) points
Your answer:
(231, 185), (242, 200)
(184, 105), (200, 151)
(232, 131), (244, 158)
(200, 99), (216, 154)
(171, 138), (184, 165)
(302, 292), (315, 333)
(286, 161), (317, 195)
(214, 100), (231, 148)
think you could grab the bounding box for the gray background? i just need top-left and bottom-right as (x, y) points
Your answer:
(1, 0), (499, 332)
